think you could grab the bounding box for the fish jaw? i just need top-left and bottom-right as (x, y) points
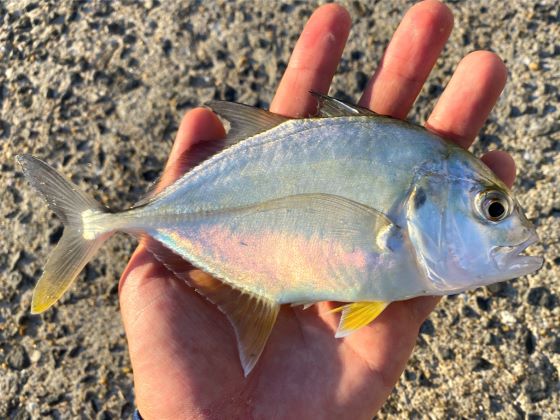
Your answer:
(490, 232), (544, 279)
(428, 231), (544, 295)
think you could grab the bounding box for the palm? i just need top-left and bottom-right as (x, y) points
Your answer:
(121, 258), (423, 418)
(120, 2), (514, 418)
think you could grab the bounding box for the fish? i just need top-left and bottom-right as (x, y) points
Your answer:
(17, 94), (543, 375)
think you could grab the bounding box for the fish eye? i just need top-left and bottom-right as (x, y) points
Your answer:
(476, 190), (513, 222)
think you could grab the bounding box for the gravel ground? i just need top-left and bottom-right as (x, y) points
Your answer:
(1, 0), (558, 418)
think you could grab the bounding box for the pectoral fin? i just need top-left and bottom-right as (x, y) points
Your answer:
(242, 193), (400, 255)
(331, 301), (390, 338)
(188, 270), (279, 376)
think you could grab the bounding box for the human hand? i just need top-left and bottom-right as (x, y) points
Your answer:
(119, 1), (514, 418)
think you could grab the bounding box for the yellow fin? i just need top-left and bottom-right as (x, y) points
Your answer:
(332, 301), (389, 338)
(189, 270), (279, 376)
(16, 155), (111, 314)
(31, 231), (106, 314)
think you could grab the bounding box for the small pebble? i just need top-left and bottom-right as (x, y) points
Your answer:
(500, 311), (516, 326)
(7, 345), (30, 370)
(30, 350), (41, 363)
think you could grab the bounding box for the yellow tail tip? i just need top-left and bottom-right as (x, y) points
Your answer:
(31, 293), (55, 314)
(31, 305), (48, 315)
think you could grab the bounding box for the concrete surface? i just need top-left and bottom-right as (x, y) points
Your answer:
(1, 0), (558, 418)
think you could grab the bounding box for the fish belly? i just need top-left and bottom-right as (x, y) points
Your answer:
(148, 225), (370, 302)
(136, 200), (425, 303)
(144, 222), (393, 303)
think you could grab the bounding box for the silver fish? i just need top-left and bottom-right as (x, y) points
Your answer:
(17, 95), (543, 375)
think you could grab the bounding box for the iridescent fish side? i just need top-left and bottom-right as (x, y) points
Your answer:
(17, 95), (543, 375)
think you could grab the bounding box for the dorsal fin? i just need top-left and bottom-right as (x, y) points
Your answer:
(310, 92), (377, 117)
(207, 101), (290, 143)
(139, 236), (279, 376)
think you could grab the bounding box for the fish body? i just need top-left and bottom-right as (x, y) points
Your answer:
(18, 95), (543, 375)
(117, 116), (438, 303)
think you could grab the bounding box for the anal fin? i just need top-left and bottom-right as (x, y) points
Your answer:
(139, 236), (280, 376)
(189, 270), (279, 376)
(331, 301), (389, 338)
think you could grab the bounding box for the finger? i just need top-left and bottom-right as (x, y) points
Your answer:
(425, 51), (508, 149)
(482, 150), (516, 188)
(270, 3), (351, 117)
(359, 0), (453, 118)
(159, 108), (225, 190)
(340, 295), (441, 413)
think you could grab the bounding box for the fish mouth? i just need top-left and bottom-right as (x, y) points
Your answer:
(491, 232), (544, 276)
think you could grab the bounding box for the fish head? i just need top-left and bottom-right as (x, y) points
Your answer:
(406, 152), (543, 294)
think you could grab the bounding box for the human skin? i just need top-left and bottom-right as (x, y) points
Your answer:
(119, 1), (514, 418)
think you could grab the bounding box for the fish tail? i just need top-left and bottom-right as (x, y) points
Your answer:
(17, 154), (114, 314)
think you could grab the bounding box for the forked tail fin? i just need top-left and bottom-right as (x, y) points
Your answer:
(17, 155), (113, 314)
